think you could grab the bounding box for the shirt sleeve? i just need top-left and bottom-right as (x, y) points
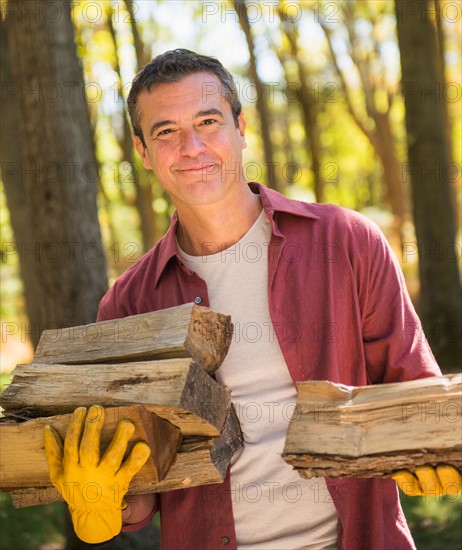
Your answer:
(360, 225), (441, 383)
(96, 284), (118, 322)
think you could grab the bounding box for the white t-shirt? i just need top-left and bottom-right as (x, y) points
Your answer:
(179, 209), (338, 549)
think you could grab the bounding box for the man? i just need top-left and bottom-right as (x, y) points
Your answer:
(45, 49), (460, 549)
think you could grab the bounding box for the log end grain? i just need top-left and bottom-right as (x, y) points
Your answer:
(185, 305), (233, 374)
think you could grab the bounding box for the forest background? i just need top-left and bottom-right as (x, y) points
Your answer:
(0, 0), (461, 548)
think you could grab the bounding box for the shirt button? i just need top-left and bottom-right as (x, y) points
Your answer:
(221, 536), (230, 545)
(194, 296), (202, 304)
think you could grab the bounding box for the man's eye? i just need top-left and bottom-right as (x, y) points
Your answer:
(201, 119), (218, 126)
(156, 128), (174, 138)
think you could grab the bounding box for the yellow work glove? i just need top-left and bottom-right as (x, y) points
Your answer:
(392, 464), (462, 496)
(44, 405), (151, 544)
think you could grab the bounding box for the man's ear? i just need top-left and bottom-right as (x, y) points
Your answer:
(133, 134), (152, 170)
(237, 113), (247, 150)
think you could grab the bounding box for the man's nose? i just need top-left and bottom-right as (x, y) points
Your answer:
(179, 128), (207, 156)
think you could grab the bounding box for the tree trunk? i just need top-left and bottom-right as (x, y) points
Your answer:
(6, 1), (109, 546)
(6, 0), (108, 341)
(107, 6), (157, 252)
(434, 0), (457, 221)
(232, 0), (278, 190)
(124, 0), (150, 69)
(372, 112), (407, 248)
(0, 18), (41, 347)
(280, 18), (325, 202)
(434, 0), (452, 146)
(395, 0), (462, 371)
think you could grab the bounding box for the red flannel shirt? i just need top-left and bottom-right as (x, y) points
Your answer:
(98, 183), (440, 550)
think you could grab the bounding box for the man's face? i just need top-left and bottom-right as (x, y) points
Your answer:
(133, 72), (247, 208)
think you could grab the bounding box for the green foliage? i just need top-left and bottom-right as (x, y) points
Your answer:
(401, 493), (462, 550)
(0, 489), (460, 549)
(0, 494), (65, 550)
(0, 372), (12, 394)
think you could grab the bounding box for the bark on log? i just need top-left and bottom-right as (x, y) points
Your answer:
(33, 303), (233, 375)
(283, 374), (462, 478)
(0, 359), (231, 437)
(285, 447), (462, 479)
(9, 405), (243, 508)
(0, 405), (181, 491)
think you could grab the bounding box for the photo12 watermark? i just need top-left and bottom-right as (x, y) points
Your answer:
(201, 1), (340, 24)
(3, 1), (139, 25)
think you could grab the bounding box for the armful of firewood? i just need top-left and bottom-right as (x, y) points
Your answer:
(282, 374), (462, 485)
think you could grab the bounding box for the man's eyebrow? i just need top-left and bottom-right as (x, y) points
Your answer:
(149, 119), (175, 137)
(195, 108), (225, 119)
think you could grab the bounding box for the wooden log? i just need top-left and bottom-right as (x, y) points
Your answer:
(0, 405), (181, 491)
(9, 405), (243, 508)
(283, 374), (462, 478)
(33, 303), (233, 374)
(0, 359), (231, 437)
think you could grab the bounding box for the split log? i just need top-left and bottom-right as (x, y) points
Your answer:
(0, 405), (181, 491)
(9, 405), (243, 508)
(33, 303), (233, 374)
(283, 374), (462, 478)
(0, 359), (231, 437)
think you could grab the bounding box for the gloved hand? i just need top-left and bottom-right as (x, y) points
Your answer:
(44, 405), (151, 544)
(392, 464), (462, 496)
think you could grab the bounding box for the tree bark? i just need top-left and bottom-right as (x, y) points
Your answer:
(0, 18), (41, 347)
(434, 0), (452, 142)
(232, 0), (278, 190)
(434, 0), (457, 220)
(5, 2), (109, 546)
(6, 0), (108, 342)
(395, 0), (462, 370)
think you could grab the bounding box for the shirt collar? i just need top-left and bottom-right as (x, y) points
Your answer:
(250, 181), (320, 220)
(152, 182), (320, 287)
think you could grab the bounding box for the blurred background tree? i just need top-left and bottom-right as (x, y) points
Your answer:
(0, 0), (460, 548)
(396, 0), (461, 370)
